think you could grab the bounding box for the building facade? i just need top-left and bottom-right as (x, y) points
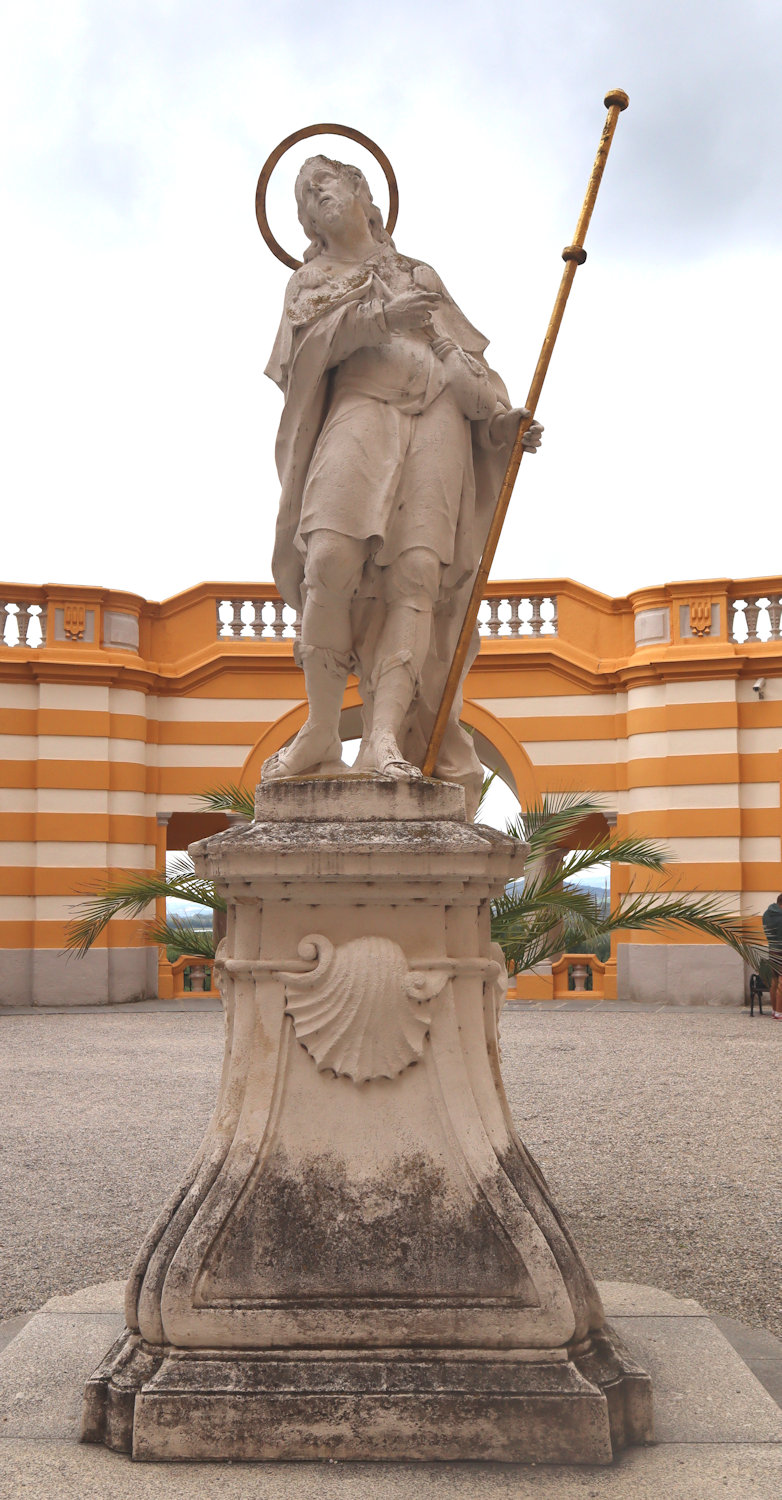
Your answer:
(2, 575), (780, 1007)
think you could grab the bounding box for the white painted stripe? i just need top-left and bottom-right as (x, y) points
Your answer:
(32, 843), (155, 868)
(155, 794), (227, 813)
(38, 682), (110, 711)
(0, 736), (37, 759)
(35, 842), (107, 867)
(622, 887), (741, 903)
(663, 837), (741, 862)
(154, 744), (254, 769)
(621, 785), (741, 812)
(149, 696), (302, 723)
(747, 893), (782, 913)
(739, 784), (780, 809)
(36, 790), (109, 813)
(526, 740), (626, 766)
(626, 728), (737, 758)
(738, 727), (782, 753)
(0, 790), (36, 812)
(32, 895), (154, 919)
(108, 688), (147, 714)
(626, 680), (737, 709)
(740, 837), (782, 861)
(0, 683), (38, 708)
(109, 792), (155, 815)
(37, 735), (109, 760)
(107, 738), (148, 763)
(473, 693), (624, 718)
(0, 843), (34, 863)
(109, 845), (155, 867)
(738, 681), (782, 702)
(0, 896), (34, 918)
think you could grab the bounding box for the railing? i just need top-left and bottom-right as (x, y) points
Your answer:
(507, 953), (608, 1003)
(167, 955), (220, 1000)
(215, 593), (558, 642)
(730, 595), (782, 643)
(2, 600), (46, 648)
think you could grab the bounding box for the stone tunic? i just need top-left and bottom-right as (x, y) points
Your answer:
(296, 250), (480, 568)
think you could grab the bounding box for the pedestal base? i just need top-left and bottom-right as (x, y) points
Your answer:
(84, 1324), (651, 1463)
(81, 776), (653, 1464)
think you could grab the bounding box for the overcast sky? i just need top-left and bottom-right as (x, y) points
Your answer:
(2, 0), (780, 604)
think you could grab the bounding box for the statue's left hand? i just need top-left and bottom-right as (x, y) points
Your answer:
(490, 407), (544, 452)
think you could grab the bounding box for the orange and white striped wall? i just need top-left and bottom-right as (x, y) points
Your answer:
(1, 576), (780, 1006)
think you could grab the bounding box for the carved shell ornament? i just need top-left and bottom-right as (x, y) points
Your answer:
(279, 935), (449, 1084)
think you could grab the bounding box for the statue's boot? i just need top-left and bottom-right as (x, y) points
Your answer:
(261, 645), (351, 781)
(360, 656), (424, 781)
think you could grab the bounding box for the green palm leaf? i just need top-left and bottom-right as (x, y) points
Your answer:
(197, 782), (255, 819)
(146, 918), (216, 960)
(65, 861), (225, 958)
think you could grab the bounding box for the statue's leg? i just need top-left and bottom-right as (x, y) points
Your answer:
(360, 547), (440, 779)
(262, 531), (366, 781)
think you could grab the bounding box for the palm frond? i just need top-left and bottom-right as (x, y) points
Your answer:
(197, 782), (255, 819)
(475, 770), (497, 817)
(605, 890), (765, 969)
(65, 866), (226, 958)
(146, 918), (216, 960)
(505, 792), (605, 861)
(561, 835), (668, 877)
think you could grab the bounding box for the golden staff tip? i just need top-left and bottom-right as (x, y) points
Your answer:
(604, 89), (629, 111)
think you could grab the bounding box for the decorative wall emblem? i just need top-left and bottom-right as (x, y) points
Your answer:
(279, 934), (449, 1084)
(688, 599), (712, 636)
(64, 603), (86, 639)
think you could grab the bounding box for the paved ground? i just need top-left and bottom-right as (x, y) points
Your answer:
(1, 1001), (780, 1346)
(4, 1279), (782, 1497)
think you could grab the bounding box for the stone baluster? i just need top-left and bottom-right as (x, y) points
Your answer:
(744, 598), (760, 641)
(547, 596), (558, 636)
(239, 601), (256, 638)
(486, 598), (502, 637)
(272, 599), (287, 639)
(16, 603), (30, 647)
(2, 603), (20, 647)
(26, 604), (45, 647)
(506, 596), (522, 637)
(217, 600), (235, 638)
(529, 596), (543, 636)
(768, 598), (782, 639)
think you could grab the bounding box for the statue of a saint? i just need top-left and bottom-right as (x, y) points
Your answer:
(262, 154), (541, 816)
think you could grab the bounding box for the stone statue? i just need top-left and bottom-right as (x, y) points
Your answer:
(262, 154), (542, 815)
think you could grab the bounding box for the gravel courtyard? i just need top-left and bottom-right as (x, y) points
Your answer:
(1, 1005), (780, 1338)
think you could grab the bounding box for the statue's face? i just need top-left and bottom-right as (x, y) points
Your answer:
(302, 163), (362, 237)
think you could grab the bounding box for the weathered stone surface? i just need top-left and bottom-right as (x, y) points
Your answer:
(6, 1281), (779, 1491)
(0, 1312), (123, 1440)
(610, 1313), (782, 1443)
(82, 778), (651, 1461)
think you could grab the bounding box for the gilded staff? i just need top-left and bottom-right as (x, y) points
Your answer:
(422, 88), (629, 780)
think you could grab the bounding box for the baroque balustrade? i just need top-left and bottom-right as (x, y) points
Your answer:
(4, 579), (782, 655)
(1, 599), (46, 649)
(214, 590), (559, 642)
(730, 594), (782, 643)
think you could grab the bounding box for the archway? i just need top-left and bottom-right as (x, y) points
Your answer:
(238, 692), (542, 812)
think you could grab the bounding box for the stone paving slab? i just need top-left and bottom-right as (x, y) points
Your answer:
(2, 1281), (782, 1496)
(1, 1439), (781, 1499)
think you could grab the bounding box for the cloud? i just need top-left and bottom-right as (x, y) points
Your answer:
(1, 0), (780, 599)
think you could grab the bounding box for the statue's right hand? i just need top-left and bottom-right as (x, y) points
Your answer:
(383, 289), (441, 332)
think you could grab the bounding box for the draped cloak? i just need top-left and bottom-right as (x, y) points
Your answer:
(265, 247), (516, 807)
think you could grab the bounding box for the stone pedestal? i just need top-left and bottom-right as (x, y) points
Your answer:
(81, 776), (652, 1463)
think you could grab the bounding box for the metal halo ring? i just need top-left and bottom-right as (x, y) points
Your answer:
(255, 123), (399, 271)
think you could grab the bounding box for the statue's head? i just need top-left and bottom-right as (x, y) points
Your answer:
(295, 155), (393, 262)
